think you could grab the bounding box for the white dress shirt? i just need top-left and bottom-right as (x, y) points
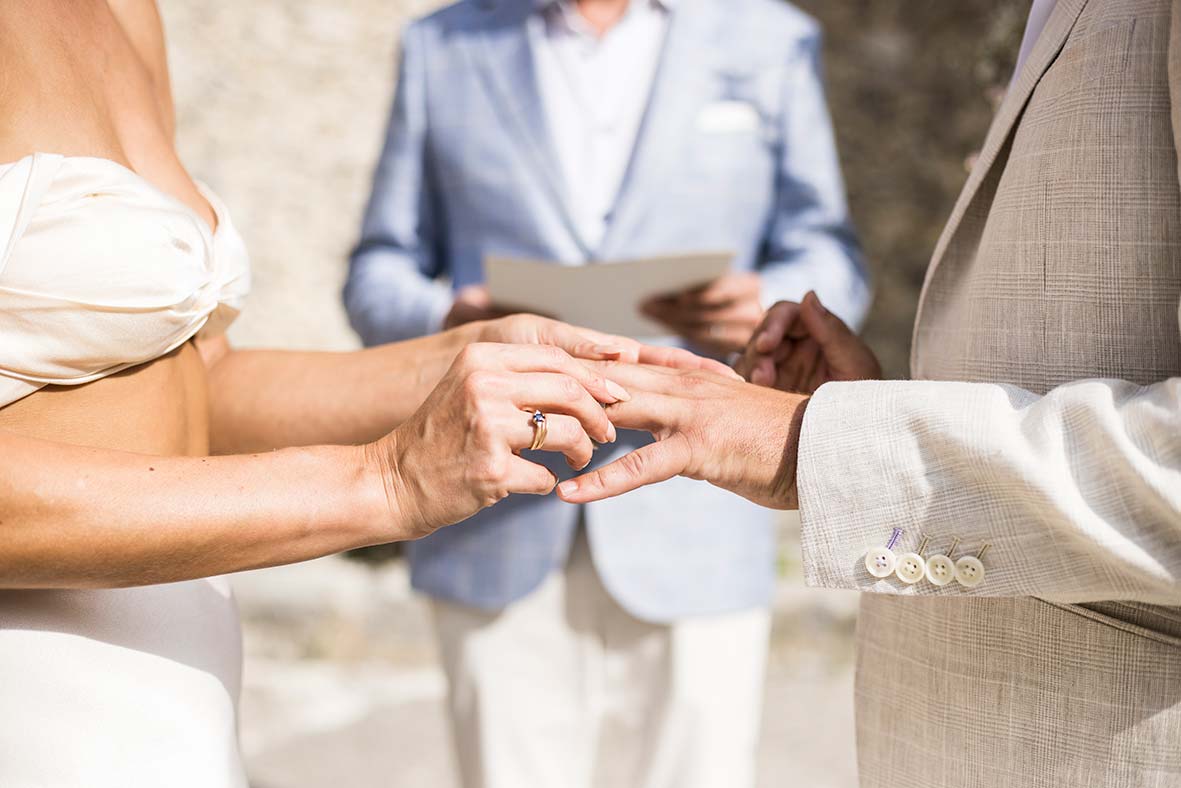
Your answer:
(528, 0), (674, 249)
(1011, 0), (1060, 84)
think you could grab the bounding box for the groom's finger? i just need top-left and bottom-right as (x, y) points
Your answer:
(557, 437), (692, 503)
(636, 345), (739, 379)
(601, 391), (679, 434)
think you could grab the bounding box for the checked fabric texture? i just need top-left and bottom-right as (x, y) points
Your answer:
(797, 0), (1181, 785)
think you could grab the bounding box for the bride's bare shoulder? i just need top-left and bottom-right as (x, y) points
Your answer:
(106, 0), (175, 135)
(0, 1), (173, 162)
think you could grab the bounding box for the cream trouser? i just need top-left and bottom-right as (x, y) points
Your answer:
(431, 531), (771, 788)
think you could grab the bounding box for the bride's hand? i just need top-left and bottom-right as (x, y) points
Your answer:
(474, 314), (740, 378)
(367, 342), (628, 539)
(555, 363), (808, 510)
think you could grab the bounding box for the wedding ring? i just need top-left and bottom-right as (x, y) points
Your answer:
(529, 409), (548, 451)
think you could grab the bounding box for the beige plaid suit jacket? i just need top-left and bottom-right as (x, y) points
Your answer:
(796, 0), (1181, 785)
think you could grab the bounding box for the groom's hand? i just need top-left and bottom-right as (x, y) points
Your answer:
(736, 291), (881, 393)
(556, 364), (807, 509)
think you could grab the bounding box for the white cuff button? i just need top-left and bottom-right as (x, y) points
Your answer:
(894, 553), (926, 584)
(954, 556), (985, 588)
(864, 548), (897, 579)
(925, 555), (956, 587)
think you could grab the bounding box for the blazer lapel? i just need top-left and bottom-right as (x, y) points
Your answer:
(468, 0), (590, 255)
(911, 0), (1090, 366)
(596, 0), (723, 259)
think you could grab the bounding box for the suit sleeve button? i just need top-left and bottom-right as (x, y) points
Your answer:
(864, 548), (898, 578)
(955, 556), (986, 588)
(894, 552), (926, 584)
(925, 555), (956, 586)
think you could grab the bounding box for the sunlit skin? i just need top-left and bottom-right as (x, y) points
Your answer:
(558, 292), (879, 509)
(0, 0), (731, 590)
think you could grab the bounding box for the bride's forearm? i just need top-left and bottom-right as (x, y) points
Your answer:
(204, 324), (479, 454)
(0, 431), (395, 589)
(2, 339), (629, 589)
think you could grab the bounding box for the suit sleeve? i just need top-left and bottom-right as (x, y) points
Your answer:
(797, 371), (1181, 604)
(757, 27), (871, 330)
(344, 22), (452, 346)
(796, 3), (1181, 606)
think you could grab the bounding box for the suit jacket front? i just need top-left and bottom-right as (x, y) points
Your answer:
(344, 0), (869, 620)
(797, 0), (1181, 784)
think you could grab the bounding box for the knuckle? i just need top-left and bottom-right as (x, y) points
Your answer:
(557, 375), (584, 401)
(469, 452), (508, 487)
(468, 407), (497, 439)
(679, 371), (708, 392)
(455, 343), (484, 368)
(463, 370), (496, 399)
(619, 450), (649, 477)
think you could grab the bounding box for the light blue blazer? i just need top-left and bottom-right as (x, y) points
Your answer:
(345, 0), (869, 622)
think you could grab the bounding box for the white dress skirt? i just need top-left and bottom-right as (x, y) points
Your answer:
(0, 580), (248, 786)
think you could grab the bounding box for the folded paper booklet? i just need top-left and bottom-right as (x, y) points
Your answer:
(485, 252), (733, 339)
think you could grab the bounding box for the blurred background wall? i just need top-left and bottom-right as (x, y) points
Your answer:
(157, 1), (1026, 785)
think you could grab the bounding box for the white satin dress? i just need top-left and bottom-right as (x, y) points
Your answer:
(0, 153), (252, 787)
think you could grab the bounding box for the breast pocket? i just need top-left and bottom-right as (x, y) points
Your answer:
(687, 98), (776, 190)
(1037, 19), (1136, 96)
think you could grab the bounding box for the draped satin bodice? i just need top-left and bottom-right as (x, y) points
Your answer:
(0, 153), (251, 407)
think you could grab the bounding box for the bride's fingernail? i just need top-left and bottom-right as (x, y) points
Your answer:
(593, 344), (626, 356)
(606, 380), (631, 402)
(607, 422), (617, 443)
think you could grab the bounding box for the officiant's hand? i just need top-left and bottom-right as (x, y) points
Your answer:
(640, 272), (764, 355)
(475, 314), (740, 377)
(444, 285), (513, 329)
(736, 291), (881, 393)
(556, 364), (808, 510)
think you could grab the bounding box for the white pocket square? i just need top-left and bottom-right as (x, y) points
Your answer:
(695, 101), (760, 134)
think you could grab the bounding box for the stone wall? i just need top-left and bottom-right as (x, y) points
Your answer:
(160, 0), (446, 352)
(160, 0), (1026, 376)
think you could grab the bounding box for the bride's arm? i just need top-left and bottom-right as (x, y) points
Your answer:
(0, 432), (384, 588)
(201, 315), (730, 454)
(0, 343), (620, 589)
(199, 323), (483, 453)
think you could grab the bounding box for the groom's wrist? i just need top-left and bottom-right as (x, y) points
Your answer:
(715, 385), (808, 510)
